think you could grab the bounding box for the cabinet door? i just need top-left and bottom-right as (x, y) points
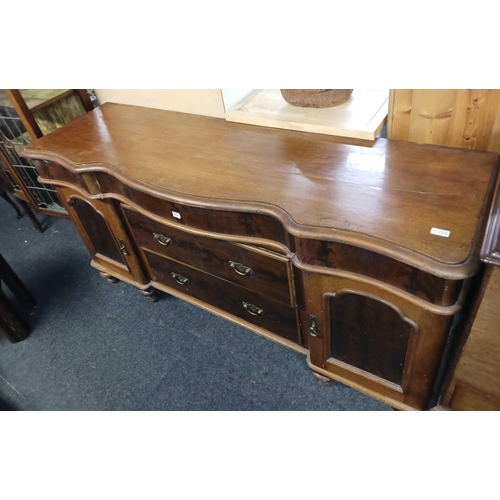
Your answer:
(58, 186), (147, 285)
(328, 290), (415, 388)
(302, 270), (455, 410)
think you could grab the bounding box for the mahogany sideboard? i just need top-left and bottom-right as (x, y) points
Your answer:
(21, 103), (500, 411)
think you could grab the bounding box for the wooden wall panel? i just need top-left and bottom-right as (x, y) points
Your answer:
(387, 89), (413, 141)
(388, 89), (500, 153)
(488, 106), (500, 152)
(442, 266), (500, 410)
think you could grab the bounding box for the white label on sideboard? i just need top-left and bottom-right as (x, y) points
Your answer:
(172, 211), (181, 219)
(430, 227), (450, 237)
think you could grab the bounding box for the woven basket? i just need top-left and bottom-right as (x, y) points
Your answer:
(280, 89), (353, 108)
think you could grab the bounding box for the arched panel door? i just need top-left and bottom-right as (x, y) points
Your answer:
(70, 196), (126, 265)
(325, 289), (418, 392)
(59, 186), (147, 286)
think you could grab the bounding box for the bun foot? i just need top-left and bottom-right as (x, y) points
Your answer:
(100, 272), (118, 284)
(311, 371), (333, 386)
(141, 287), (158, 302)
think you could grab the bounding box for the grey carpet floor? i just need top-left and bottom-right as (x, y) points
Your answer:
(0, 202), (391, 411)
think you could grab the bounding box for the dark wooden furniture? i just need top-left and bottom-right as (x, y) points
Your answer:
(0, 184), (23, 219)
(21, 103), (500, 411)
(0, 254), (35, 343)
(0, 151), (44, 232)
(0, 89), (95, 228)
(437, 172), (500, 410)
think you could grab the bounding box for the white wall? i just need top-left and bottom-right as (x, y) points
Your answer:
(94, 89), (226, 118)
(221, 89), (255, 112)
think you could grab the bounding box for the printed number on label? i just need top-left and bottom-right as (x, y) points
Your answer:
(430, 227), (450, 237)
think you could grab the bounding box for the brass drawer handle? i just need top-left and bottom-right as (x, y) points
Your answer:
(171, 272), (189, 285)
(153, 233), (172, 246)
(229, 261), (253, 276)
(242, 301), (264, 316)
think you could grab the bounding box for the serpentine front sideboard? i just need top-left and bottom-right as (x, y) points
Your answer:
(21, 103), (500, 411)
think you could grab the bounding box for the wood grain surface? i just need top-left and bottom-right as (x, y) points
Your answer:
(226, 89), (388, 140)
(144, 250), (299, 342)
(388, 90), (500, 153)
(295, 238), (462, 305)
(22, 103), (499, 275)
(442, 266), (500, 409)
(329, 291), (412, 385)
(123, 205), (294, 306)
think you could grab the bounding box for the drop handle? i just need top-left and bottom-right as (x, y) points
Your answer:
(309, 315), (318, 337)
(119, 239), (129, 255)
(171, 272), (189, 285)
(242, 302), (264, 316)
(153, 233), (172, 246)
(229, 261), (253, 276)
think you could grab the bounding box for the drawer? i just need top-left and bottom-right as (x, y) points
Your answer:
(296, 238), (462, 306)
(95, 172), (289, 246)
(144, 250), (299, 343)
(33, 160), (98, 195)
(124, 206), (294, 306)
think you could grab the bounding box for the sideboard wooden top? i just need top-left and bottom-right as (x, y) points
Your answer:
(22, 103), (499, 274)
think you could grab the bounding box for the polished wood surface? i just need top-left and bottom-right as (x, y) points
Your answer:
(35, 160), (96, 195)
(329, 291), (412, 385)
(299, 264), (457, 410)
(71, 197), (126, 265)
(144, 250), (299, 343)
(90, 172), (289, 248)
(296, 238), (461, 305)
(22, 103), (499, 275)
(124, 206), (294, 306)
(21, 103), (500, 410)
(59, 186), (148, 287)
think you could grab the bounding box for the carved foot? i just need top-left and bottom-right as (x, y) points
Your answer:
(100, 272), (118, 284)
(141, 287), (158, 302)
(311, 371), (333, 386)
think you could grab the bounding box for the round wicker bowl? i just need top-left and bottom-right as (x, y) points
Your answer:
(280, 89), (353, 108)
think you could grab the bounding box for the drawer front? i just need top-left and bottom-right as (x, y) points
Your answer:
(95, 172), (289, 246)
(296, 238), (462, 306)
(124, 206), (294, 306)
(145, 250), (299, 343)
(33, 160), (98, 195)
